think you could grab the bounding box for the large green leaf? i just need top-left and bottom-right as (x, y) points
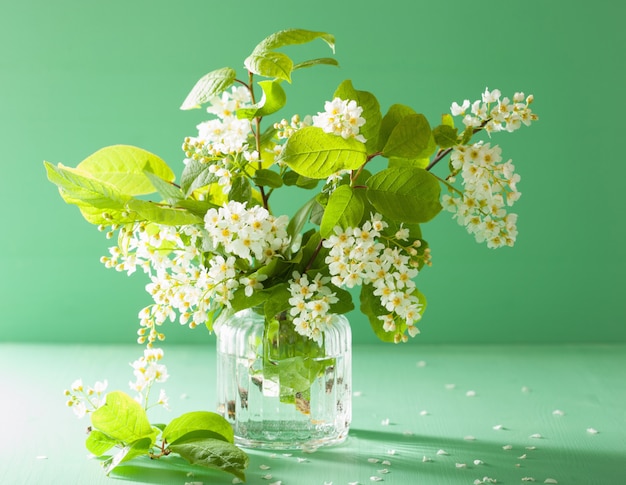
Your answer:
(90, 391), (155, 444)
(244, 29), (335, 83)
(85, 430), (118, 456)
(180, 67), (237, 110)
(163, 411), (234, 445)
(70, 199), (136, 225)
(279, 126), (367, 179)
(169, 438), (249, 481)
(76, 145), (174, 196)
(180, 159), (216, 197)
(378, 104), (417, 152)
(44, 161), (130, 210)
(320, 184), (365, 237)
(126, 199), (203, 225)
(382, 114), (433, 159)
(253, 29), (335, 53)
(334, 80), (382, 153)
(244, 50), (294, 83)
(145, 171), (185, 204)
(366, 167), (442, 223)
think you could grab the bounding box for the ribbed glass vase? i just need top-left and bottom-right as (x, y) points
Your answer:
(215, 308), (352, 450)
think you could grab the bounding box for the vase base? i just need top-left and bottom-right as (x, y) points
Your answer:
(233, 420), (349, 450)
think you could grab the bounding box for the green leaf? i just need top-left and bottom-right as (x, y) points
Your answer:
(263, 355), (324, 393)
(310, 197), (325, 226)
(169, 438), (249, 481)
(279, 126), (367, 179)
(359, 283), (396, 343)
(76, 145), (175, 196)
(366, 167), (442, 223)
(102, 437), (154, 475)
(320, 185), (365, 237)
(327, 283), (355, 314)
(180, 159), (216, 197)
(253, 29), (335, 53)
(126, 199), (203, 225)
(85, 430), (118, 456)
(44, 161), (130, 210)
(90, 391), (155, 444)
(180, 67), (237, 110)
(237, 80), (287, 119)
(175, 199), (217, 219)
(287, 196), (317, 245)
(377, 104), (417, 152)
(433, 124), (459, 149)
(244, 50), (294, 83)
(163, 411), (234, 445)
(293, 57), (339, 70)
(68, 199), (136, 225)
(264, 283), (291, 320)
(388, 157), (430, 169)
(382, 114), (433, 159)
(230, 286), (269, 313)
(227, 176), (252, 204)
(253, 168), (283, 188)
(296, 175), (319, 189)
(441, 113), (455, 128)
(282, 170), (318, 189)
(144, 171), (185, 204)
(244, 29), (335, 83)
(334, 80), (382, 154)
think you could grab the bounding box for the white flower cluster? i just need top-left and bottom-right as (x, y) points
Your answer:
(64, 378), (108, 418)
(312, 97), (367, 143)
(182, 86), (257, 194)
(323, 214), (424, 342)
(102, 223), (213, 343)
(442, 142), (521, 249)
(204, 201), (291, 265)
(197, 86), (253, 155)
(451, 88), (537, 135)
(288, 271), (339, 344)
(101, 202), (295, 345)
(129, 347), (169, 409)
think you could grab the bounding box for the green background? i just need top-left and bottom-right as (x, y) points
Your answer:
(1, 0), (624, 345)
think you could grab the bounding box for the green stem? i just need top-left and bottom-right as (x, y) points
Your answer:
(426, 147), (453, 171)
(246, 71), (269, 210)
(303, 237), (325, 273)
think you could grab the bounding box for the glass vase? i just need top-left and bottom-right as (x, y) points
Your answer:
(215, 308), (352, 450)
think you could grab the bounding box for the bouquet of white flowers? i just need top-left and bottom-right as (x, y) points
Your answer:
(47, 28), (537, 478)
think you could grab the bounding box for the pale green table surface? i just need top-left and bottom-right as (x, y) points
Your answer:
(1, 343), (624, 485)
